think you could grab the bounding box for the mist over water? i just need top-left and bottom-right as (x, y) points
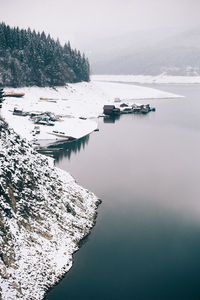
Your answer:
(47, 84), (200, 300)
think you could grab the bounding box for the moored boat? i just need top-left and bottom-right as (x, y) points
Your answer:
(4, 92), (25, 98)
(13, 107), (27, 116)
(48, 130), (70, 139)
(120, 106), (133, 114)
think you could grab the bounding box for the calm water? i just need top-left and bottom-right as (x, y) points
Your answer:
(46, 84), (200, 300)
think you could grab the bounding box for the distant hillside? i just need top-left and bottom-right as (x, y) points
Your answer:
(0, 23), (90, 87)
(84, 28), (200, 75)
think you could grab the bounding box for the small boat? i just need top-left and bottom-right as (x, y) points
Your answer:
(39, 97), (49, 101)
(131, 103), (152, 114)
(112, 108), (120, 115)
(49, 130), (69, 139)
(37, 120), (54, 126)
(132, 107), (142, 113)
(120, 107), (133, 114)
(13, 108), (27, 116)
(4, 92), (25, 98)
(33, 116), (54, 126)
(120, 103), (129, 108)
(40, 97), (57, 103)
(140, 108), (149, 114)
(141, 104), (151, 114)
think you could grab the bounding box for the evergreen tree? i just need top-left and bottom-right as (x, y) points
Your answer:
(0, 88), (4, 103)
(0, 23), (90, 87)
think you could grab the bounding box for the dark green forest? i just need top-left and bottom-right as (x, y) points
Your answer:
(0, 23), (90, 87)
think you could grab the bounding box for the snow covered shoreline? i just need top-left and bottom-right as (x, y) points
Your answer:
(1, 80), (182, 147)
(0, 80), (182, 299)
(0, 120), (101, 299)
(92, 74), (200, 84)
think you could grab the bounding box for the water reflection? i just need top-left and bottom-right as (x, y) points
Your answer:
(103, 112), (152, 124)
(103, 115), (120, 123)
(39, 115), (120, 161)
(38, 113), (150, 161)
(39, 135), (90, 163)
(53, 135), (90, 162)
(46, 84), (200, 300)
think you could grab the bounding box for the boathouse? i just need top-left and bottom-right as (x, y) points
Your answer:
(103, 105), (115, 115)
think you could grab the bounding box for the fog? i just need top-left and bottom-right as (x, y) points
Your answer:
(1, 0), (200, 75)
(1, 0), (200, 48)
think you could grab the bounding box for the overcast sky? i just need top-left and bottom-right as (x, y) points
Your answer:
(1, 0), (200, 48)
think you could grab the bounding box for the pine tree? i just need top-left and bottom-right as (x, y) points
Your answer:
(0, 88), (4, 103)
(0, 23), (91, 87)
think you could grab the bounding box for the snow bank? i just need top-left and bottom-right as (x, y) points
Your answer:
(1, 81), (181, 145)
(93, 80), (182, 99)
(0, 120), (100, 300)
(92, 74), (200, 84)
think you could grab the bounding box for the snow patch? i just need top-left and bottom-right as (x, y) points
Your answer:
(1, 81), (181, 145)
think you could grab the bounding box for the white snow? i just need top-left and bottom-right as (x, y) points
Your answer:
(0, 80), (183, 299)
(0, 124), (100, 300)
(92, 74), (200, 84)
(1, 81), (181, 145)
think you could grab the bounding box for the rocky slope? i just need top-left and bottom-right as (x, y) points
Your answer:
(0, 118), (100, 299)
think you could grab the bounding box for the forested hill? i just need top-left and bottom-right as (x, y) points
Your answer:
(0, 23), (90, 87)
(86, 28), (200, 76)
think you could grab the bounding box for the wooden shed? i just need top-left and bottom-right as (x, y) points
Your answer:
(103, 105), (115, 115)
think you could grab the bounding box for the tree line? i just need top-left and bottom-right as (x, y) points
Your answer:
(0, 23), (90, 87)
(0, 88), (3, 105)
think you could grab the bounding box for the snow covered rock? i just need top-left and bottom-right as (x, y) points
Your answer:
(0, 118), (100, 300)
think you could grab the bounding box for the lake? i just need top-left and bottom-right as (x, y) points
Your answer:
(46, 84), (200, 300)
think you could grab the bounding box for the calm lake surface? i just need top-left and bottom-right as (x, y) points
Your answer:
(46, 84), (200, 300)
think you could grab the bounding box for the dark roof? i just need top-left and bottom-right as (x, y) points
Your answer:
(103, 105), (115, 109)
